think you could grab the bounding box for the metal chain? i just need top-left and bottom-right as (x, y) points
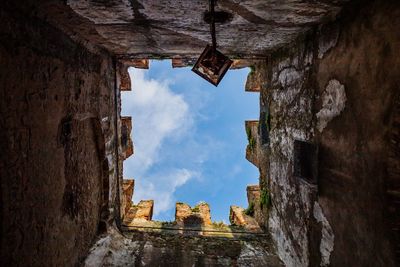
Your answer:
(209, 0), (217, 51)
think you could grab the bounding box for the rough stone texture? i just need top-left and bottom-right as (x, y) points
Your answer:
(230, 59), (253, 70)
(245, 67), (262, 92)
(245, 120), (261, 167)
(260, 38), (316, 267)
(117, 61), (132, 91)
(117, 59), (149, 92)
(256, 1), (400, 266)
(121, 179), (135, 219)
(29, 0), (349, 58)
(229, 206), (248, 226)
(229, 206), (261, 231)
(175, 202), (212, 226)
(171, 57), (197, 68)
(84, 227), (284, 267)
(246, 185), (264, 225)
(121, 116), (134, 159)
(0, 4), (119, 266)
(124, 200), (154, 224)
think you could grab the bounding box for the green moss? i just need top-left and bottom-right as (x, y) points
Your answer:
(246, 126), (256, 151)
(244, 202), (255, 216)
(260, 189), (271, 209)
(246, 126), (251, 140)
(191, 206), (200, 212)
(191, 201), (208, 212)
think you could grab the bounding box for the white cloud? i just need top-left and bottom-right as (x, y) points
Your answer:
(123, 68), (192, 175)
(133, 169), (198, 215)
(122, 67), (195, 216)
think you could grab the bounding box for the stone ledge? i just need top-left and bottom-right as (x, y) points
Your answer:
(121, 116), (133, 160)
(124, 200), (154, 225)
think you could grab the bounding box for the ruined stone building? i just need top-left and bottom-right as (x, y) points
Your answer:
(0, 0), (399, 266)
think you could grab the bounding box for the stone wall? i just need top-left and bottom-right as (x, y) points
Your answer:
(84, 227), (284, 267)
(257, 0), (400, 266)
(260, 37), (316, 267)
(0, 5), (118, 266)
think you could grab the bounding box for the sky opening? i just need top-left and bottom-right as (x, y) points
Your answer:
(122, 60), (259, 223)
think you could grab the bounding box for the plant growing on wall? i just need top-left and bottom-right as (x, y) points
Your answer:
(192, 206), (200, 212)
(246, 126), (256, 151)
(244, 202), (255, 216)
(260, 189), (271, 209)
(212, 221), (226, 229)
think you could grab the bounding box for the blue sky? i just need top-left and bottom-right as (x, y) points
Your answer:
(122, 60), (259, 223)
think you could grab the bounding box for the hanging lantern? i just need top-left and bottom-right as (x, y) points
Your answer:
(192, 0), (233, 86)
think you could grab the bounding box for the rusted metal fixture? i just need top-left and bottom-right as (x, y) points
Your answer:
(192, 0), (232, 86)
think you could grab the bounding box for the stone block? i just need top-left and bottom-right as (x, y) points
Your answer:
(171, 57), (196, 68)
(229, 205), (261, 231)
(117, 59), (149, 91)
(175, 202), (211, 226)
(246, 185), (264, 224)
(247, 185), (260, 207)
(117, 61), (130, 91)
(124, 200), (154, 223)
(121, 179), (135, 219)
(245, 68), (262, 92)
(245, 120), (259, 167)
(121, 117), (133, 159)
(230, 60), (253, 69)
(123, 59), (149, 69)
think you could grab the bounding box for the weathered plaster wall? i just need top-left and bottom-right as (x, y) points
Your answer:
(258, 1), (400, 266)
(0, 5), (119, 266)
(314, 1), (400, 266)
